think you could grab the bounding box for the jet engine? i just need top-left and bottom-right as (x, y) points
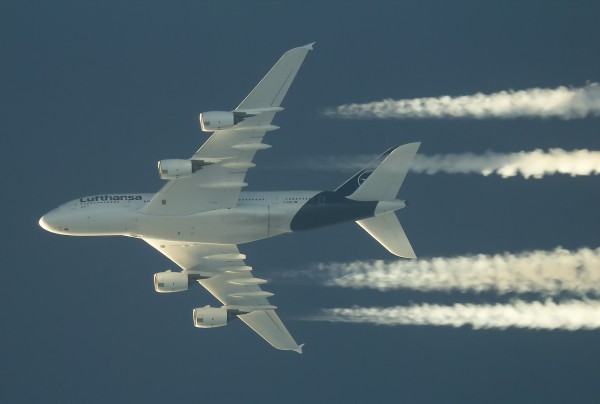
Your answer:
(193, 306), (228, 328)
(154, 271), (188, 293)
(199, 111), (248, 132)
(157, 159), (212, 180)
(157, 159), (192, 180)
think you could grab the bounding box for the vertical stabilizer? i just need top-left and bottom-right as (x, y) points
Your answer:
(347, 142), (420, 202)
(334, 147), (396, 197)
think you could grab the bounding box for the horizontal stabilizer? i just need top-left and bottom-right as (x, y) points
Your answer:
(357, 212), (416, 258)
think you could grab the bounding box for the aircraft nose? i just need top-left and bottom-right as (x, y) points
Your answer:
(39, 214), (53, 232)
(39, 213), (63, 233)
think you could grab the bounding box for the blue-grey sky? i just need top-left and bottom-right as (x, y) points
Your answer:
(2, 1), (600, 403)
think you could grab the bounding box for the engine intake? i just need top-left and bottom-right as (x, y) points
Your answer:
(154, 271), (188, 293)
(193, 306), (228, 328)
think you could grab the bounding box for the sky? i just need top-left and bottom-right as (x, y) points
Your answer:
(2, 1), (600, 403)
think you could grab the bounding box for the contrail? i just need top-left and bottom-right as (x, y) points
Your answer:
(300, 149), (600, 179)
(412, 149), (600, 178)
(325, 83), (600, 119)
(305, 300), (600, 330)
(294, 247), (600, 297)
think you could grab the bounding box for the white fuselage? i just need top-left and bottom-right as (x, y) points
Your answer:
(39, 191), (320, 244)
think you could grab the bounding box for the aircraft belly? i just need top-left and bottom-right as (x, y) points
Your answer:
(137, 206), (270, 244)
(268, 203), (299, 236)
(219, 205), (270, 243)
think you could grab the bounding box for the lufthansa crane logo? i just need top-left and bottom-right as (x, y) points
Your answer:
(357, 170), (373, 185)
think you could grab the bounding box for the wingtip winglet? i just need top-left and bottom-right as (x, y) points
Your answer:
(300, 42), (315, 51)
(295, 343), (305, 354)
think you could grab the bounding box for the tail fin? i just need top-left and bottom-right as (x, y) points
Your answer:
(336, 143), (420, 202)
(357, 212), (416, 258)
(338, 142), (420, 258)
(334, 147), (396, 197)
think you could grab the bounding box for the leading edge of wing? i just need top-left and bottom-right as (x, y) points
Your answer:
(236, 42), (315, 110)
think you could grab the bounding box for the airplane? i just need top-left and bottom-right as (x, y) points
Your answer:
(38, 43), (420, 353)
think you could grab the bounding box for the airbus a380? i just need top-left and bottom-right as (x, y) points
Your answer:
(39, 44), (420, 353)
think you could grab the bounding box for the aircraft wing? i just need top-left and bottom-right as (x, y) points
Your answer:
(141, 43), (314, 216)
(143, 238), (303, 353)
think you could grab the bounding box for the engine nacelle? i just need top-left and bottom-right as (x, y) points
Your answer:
(199, 111), (238, 132)
(154, 271), (189, 293)
(193, 306), (228, 328)
(157, 159), (192, 180)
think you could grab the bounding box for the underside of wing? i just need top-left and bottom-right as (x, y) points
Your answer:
(141, 112), (276, 216)
(238, 311), (304, 353)
(143, 238), (303, 352)
(141, 44), (314, 216)
(200, 273), (303, 353)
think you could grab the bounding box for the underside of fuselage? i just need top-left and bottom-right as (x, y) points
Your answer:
(39, 190), (380, 245)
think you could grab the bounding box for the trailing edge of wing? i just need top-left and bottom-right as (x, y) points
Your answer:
(237, 43), (314, 110)
(238, 310), (304, 353)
